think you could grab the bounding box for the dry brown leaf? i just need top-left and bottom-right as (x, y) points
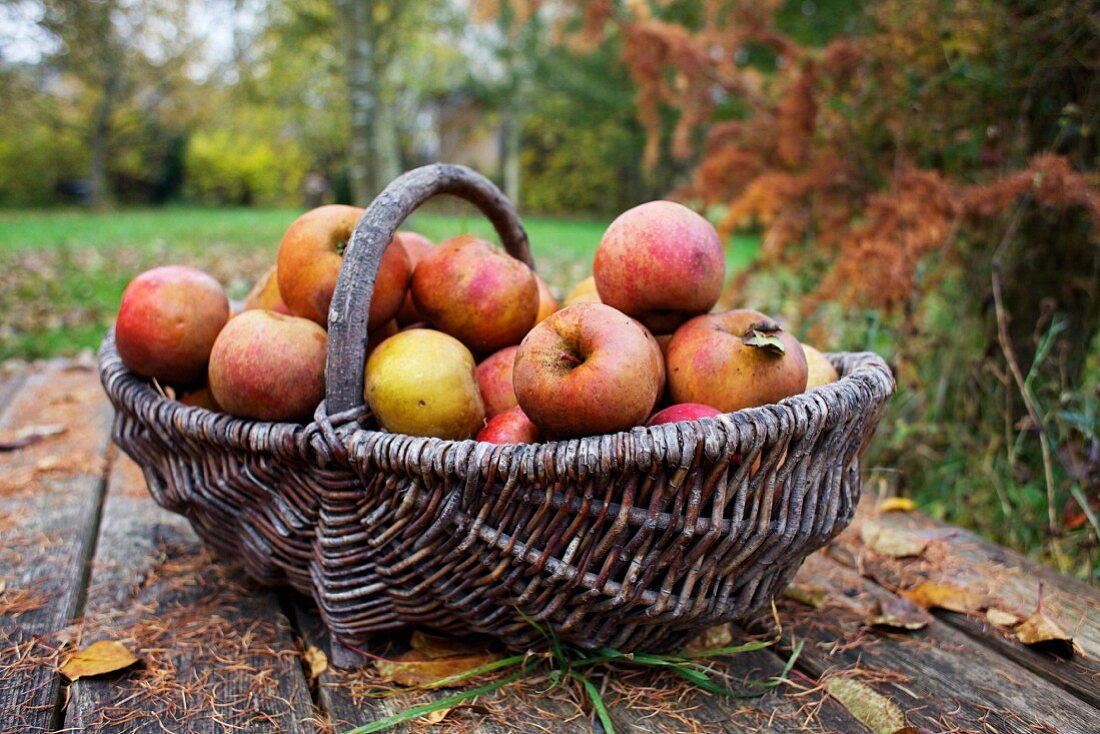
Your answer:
(0, 423), (67, 451)
(409, 630), (491, 660)
(825, 677), (907, 734)
(59, 640), (139, 681)
(876, 497), (917, 513)
(303, 645), (328, 682)
(684, 623), (733, 652)
(860, 521), (929, 558)
(985, 608), (1022, 627)
(868, 596), (933, 631)
(376, 650), (500, 688)
(783, 584), (827, 608)
(422, 708), (452, 725)
(901, 582), (986, 614)
(1014, 585), (1081, 657)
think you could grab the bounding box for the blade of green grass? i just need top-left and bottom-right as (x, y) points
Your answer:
(580, 675), (616, 734)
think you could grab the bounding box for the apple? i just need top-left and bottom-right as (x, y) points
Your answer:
(365, 328), (485, 439)
(666, 310), (808, 413)
(115, 265), (230, 387)
(477, 405), (540, 444)
(476, 345), (519, 418)
(647, 403), (721, 427)
(593, 200), (726, 333)
(513, 303), (665, 439)
(277, 205), (411, 329)
(563, 276), (600, 306)
(534, 273), (558, 324)
(208, 310), (327, 422)
(395, 231), (434, 326)
(178, 382), (222, 412)
(243, 265), (291, 314)
(366, 319), (399, 360)
(803, 344), (840, 388)
(411, 235), (538, 353)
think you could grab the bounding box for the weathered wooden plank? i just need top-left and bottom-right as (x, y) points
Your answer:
(64, 452), (319, 732)
(762, 549), (1100, 734)
(853, 508), (1100, 708)
(0, 365), (113, 734)
(0, 364), (28, 416)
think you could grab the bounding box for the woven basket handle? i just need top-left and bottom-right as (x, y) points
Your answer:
(325, 163), (533, 414)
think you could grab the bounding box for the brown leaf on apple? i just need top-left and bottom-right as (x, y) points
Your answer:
(868, 596), (933, 631)
(824, 677), (908, 734)
(409, 630), (492, 660)
(59, 640), (139, 681)
(742, 329), (787, 355)
(0, 423), (67, 451)
(859, 521), (929, 558)
(376, 649), (501, 688)
(901, 582), (987, 614)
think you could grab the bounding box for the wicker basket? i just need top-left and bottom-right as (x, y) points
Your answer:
(99, 164), (895, 666)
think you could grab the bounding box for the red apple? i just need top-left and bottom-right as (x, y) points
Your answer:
(243, 265), (291, 314)
(395, 231), (434, 325)
(666, 310), (808, 413)
(277, 205), (410, 329)
(208, 310), (327, 422)
(513, 303), (665, 439)
(647, 403), (721, 426)
(115, 265), (230, 387)
(476, 345), (519, 418)
(594, 200), (726, 333)
(477, 405), (540, 444)
(534, 273), (558, 324)
(411, 235), (538, 353)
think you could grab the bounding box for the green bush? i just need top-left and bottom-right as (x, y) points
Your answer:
(184, 128), (306, 206)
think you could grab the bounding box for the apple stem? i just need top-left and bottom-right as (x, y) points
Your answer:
(559, 351), (583, 366)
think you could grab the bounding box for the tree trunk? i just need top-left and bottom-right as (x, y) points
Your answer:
(88, 77), (117, 210)
(340, 0), (378, 205)
(501, 100), (521, 205)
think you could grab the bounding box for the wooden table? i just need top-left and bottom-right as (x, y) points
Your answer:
(2, 360), (1098, 733)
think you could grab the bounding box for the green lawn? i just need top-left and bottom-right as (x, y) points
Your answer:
(0, 206), (759, 359)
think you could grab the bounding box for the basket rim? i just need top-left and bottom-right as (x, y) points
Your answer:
(98, 328), (895, 464)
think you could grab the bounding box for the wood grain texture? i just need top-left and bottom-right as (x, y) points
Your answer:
(0, 365), (113, 734)
(64, 453), (318, 733)
(762, 550), (1100, 734)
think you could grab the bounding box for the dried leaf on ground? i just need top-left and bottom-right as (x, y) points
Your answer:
(783, 584), (827, 608)
(303, 645), (327, 682)
(868, 596), (933, 631)
(824, 677), (907, 734)
(0, 423), (67, 451)
(409, 629), (492, 660)
(876, 497), (917, 513)
(1014, 590), (1081, 657)
(985, 608), (1022, 627)
(901, 582), (986, 614)
(376, 649), (501, 688)
(684, 623), (733, 652)
(59, 640), (139, 681)
(860, 521), (929, 558)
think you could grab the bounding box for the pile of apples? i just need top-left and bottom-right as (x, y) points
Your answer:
(114, 200), (840, 441)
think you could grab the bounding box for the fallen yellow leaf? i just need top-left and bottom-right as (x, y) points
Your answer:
(376, 650), (500, 688)
(409, 630), (491, 660)
(825, 677), (907, 734)
(59, 640), (138, 681)
(901, 582), (986, 614)
(985, 608), (1022, 627)
(303, 645), (328, 682)
(783, 584), (828, 608)
(684, 623), (733, 652)
(1014, 585), (1081, 657)
(876, 497), (917, 513)
(860, 521), (929, 558)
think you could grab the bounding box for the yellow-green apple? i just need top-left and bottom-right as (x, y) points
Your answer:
(513, 303), (665, 439)
(365, 328), (485, 439)
(208, 310), (327, 422)
(115, 265), (230, 387)
(563, 276), (600, 306)
(666, 310), (808, 412)
(395, 231), (434, 325)
(476, 345), (519, 418)
(647, 403), (720, 427)
(593, 201), (725, 333)
(243, 265), (291, 314)
(277, 205), (411, 329)
(534, 273), (558, 324)
(411, 235), (538, 353)
(802, 344), (839, 388)
(477, 405), (540, 444)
